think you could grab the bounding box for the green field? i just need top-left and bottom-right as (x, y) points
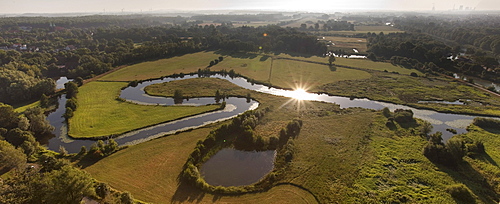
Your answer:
(321, 36), (368, 53)
(13, 100), (39, 113)
(269, 59), (371, 91)
(315, 25), (403, 36)
(84, 126), (317, 204)
(213, 53), (274, 82)
(83, 75), (500, 203)
(98, 52), (222, 81)
(145, 77), (252, 98)
(318, 71), (500, 116)
(68, 81), (220, 138)
(275, 53), (422, 75)
(354, 25), (403, 32)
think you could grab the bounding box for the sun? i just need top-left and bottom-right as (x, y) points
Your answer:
(290, 88), (310, 101)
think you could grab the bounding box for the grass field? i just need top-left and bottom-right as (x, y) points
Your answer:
(275, 53), (422, 75)
(321, 36), (368, 54)
(13, 100), (39, 113)
(269, 59), (371, 91)
(318, 72), (500, 116)
(68, 81), (220, 138)
(212, 53), (273, 83)
(316, 25), (403, 36)
(354, 25), (402, 32)
(84, 126), (318, 204)
(98, 52), (222, 81)
(145, 78), (252, 98)
(83, 76), (500, 203)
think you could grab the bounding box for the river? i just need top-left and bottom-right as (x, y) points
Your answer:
(46, 74), (498, 153)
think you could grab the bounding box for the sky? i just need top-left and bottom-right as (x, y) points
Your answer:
(1, 0), (499, 14)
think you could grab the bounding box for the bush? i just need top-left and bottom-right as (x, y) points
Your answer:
(445, 184), (475, 203)
(382, 107), (392, 118)
(394, 109), (414, 123)
(446, 138), (465, 162)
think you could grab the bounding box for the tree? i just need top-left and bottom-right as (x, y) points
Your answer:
(63, 107), (74, 119)
(65, 98), (78, 111)
(328, 54), (336, 66)
(120, 191), (135, 204)
(64, 81), (79, 99)
(215, 89), (221, 103)
(0, 140), (26, 172)
(419, 121), (433, 136)
(74, 77), (84, 86)
(43, 165), (95, 204)
(40, 94), (49, 108)
(0, 103), (20, 129)
(24, 107), (54, 135)
(173, 89), (183, 104)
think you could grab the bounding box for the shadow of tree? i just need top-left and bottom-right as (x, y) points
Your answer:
(171, 180), (206, 204)
(482, 127), (500, 135)
(213, 50), (259, 59)
(260, 55), (270, 61)
(329, 65), (337, 71)
(435, 160), (498, 204)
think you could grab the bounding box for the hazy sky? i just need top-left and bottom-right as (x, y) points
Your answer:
(1, 0), (499, 14)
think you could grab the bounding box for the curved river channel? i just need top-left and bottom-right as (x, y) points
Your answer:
(46, 74), (499, 153)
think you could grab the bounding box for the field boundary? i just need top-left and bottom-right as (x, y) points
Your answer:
(274, 182), (320, 204)
(274, 56), (388, 74)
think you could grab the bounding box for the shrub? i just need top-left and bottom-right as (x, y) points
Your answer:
(394, 109), (414, 123)
(382, 107), (392, 118)
(446, 138), (465, 162)
(445, 184), (475, 203)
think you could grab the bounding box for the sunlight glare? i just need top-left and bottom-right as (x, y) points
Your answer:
(290, 88), (310, 101)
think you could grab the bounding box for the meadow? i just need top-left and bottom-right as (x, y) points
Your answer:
(98, 52), (222, 81)
(82, 72), (500, 203)
(268, 59), (371, 91)
(144, 78), (252, 98)
(321, 36), (368, 54)
(318, 72), (500, 116)
(68, 81), (220, 138)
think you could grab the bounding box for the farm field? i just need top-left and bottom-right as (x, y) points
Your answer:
(275, 53), (422, 75)
(269, 59), (371, 90)
(316, 25), (403, 36)
(68, 81), (220, 138)
(321, 36), (368, 54)
(98, 52), (222, 81)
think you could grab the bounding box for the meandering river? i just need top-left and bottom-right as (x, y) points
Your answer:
(46, 74), (498, 153)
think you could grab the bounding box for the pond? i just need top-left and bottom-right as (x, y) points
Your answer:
(45, 74), (499, 153)
(200, 148), (276, 187)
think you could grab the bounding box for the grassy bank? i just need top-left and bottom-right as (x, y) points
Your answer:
(318, 72), (500, 117)
(69, 81), (220, 138)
